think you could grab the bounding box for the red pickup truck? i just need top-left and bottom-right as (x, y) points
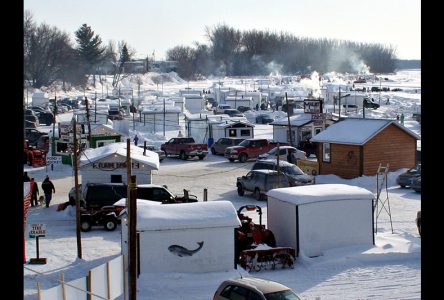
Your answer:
(161, 137), (208, 160)
(224, 138), (283, 162)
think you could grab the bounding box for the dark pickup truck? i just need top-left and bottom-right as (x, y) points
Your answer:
(224, 138), (284, 162)
(161, 137), (208, 160)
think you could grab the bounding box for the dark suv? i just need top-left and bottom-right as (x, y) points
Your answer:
(70, 183), (198, 209)
(363, 97), (380, 109)
(210, 137), (245, 155)
(236, 169), (293, 200)
(252, 159), (315, 186)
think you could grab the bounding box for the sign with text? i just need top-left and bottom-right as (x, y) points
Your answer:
(92, 161), (140, 170)
(311, 113), (332, 120)
(304, 100), (323, 114)
(46, 156), (62, 164)
(29, 224), (46, 238)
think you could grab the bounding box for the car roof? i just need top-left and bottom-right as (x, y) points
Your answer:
(223, 277), (291, 294)
(255, 159), (294, 167)
(250, 169), (279, 175)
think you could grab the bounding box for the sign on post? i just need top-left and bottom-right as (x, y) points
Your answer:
(29, 223), (46, 238)
(46, 156), (62, 165)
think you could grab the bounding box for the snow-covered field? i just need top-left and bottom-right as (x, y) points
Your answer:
(23, 69), (421, 299)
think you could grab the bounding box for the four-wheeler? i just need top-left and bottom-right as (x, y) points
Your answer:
(24, 139), (47, 167)
(235, 205), (295, 272)
(80, 205), (123, 232)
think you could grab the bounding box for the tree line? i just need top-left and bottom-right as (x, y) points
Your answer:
(24, 10), (136, 89)
(24, 12), (397, 88)
(167, 24), (397, 79)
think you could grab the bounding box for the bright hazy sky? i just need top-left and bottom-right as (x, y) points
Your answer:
(24, 0), (420, 60)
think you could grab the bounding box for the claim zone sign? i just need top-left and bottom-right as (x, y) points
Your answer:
(29, 224), (46, 238)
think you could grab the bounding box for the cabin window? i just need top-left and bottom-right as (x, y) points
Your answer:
(323, 143), (331, 162)
(228, 129), (237, 137)
(96, 140), (115, 148)
(314, 127), (323, 135)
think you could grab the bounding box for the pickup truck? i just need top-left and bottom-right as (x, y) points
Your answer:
(224, 138), (283, 162)
(161, 137), (208, 160)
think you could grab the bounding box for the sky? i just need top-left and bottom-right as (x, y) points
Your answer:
(23, 70), (421, 299)
(24, 0), (421, 60)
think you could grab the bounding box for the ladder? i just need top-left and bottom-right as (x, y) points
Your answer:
(374, 163), (394, 234)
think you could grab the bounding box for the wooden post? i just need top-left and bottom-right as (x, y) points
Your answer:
(88, 270), (92, 300)
(128, 175), (137, 300)
(285, 93), (293, 147)
(203, 188), (208, 202)
(85, 97), (92, 144)
(61, 273), (67, 300)
(106, 261), (111, 300)
(72, 118), (82, 259)
(36, 282), (41, 300)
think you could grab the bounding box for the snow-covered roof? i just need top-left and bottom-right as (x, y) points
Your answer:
(214, 120), (254, 128)
(271, 113), (312, 126)
(135, 200), (241, 230)
(79, 142), (159, 170)
(310, 118), (420, 145)
(267, 183), (374, 205)
(141, 106), (181, 113)
(91, 124), (122, 136)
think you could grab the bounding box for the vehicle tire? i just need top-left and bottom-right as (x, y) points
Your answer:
(237, 184), (245, 196)
(229, 158), (235, 162)
(80, 219), (92, 232)
(104, 218), (117, 231)
(239, 153), (247, 163)
(254, 188), (262, 201)
(198, 155), (205, 160)
(211, 148), (216, 155)
(163, 150), (168, 158)
(400, 184), (406, 188)
(179, 151), (187, 160)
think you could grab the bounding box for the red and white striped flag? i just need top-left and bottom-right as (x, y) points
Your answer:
(24, 181), (32, 221)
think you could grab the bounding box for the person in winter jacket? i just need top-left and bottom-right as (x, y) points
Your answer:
(30, 178), (39, 207)
(41, 175), (55, 208)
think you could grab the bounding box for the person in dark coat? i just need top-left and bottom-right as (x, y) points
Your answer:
(30, 178), (39, 207)
(23, 172), (30, 182)
(133, 134), (139, 146)
(41, 175), (55, 208)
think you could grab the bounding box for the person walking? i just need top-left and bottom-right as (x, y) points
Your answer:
(133, 134), (139, 146)
(23, 172), (30, 182)
(41, 175), (55, 208)
(400, 113), (405, 125)
(30, 178), (39, 207)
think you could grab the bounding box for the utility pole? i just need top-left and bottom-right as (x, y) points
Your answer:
(163, 98), (166, 136)
(94, 92), (97, 123)
(85, 97), (92, 144)
(128, 175), (137, 300)
(286, 92), (293, 147)
(52, 95), (57, 155)
(338, 87), (341, 119)
(72, 117), (82, 259)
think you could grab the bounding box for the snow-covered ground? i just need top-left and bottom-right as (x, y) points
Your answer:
(23, 69), (421, 299)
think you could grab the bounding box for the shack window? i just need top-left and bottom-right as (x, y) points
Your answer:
(323, 143), (331, 162)
(240, 129), (250, 136)
(111, 175), (122, 183)
(56, 141), (69, 154)
(286, 130), (296, 142)
(228, 129), (237, 137)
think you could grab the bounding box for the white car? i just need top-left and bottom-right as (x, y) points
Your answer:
(258, 145), (306, 163)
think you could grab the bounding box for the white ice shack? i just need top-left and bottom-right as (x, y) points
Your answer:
(121, 200), (241, 273)
(32, 92), (50, 107)
(79, 142), (159, 186)
(267, 184), (374, 258)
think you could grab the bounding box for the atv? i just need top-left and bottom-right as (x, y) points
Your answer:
(80, 206), (122, 232)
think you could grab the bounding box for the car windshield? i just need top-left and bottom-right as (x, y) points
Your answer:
(280, 165), (304, 175)
(238, 140), (253, 147)
(265, 289), (301, 300)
